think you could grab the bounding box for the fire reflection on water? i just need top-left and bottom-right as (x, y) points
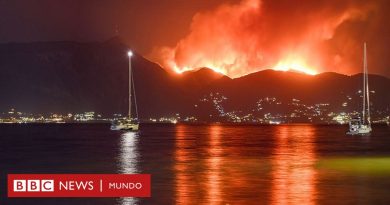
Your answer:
(174, 125), (225, 204)
(204, 125), (222, 204)
(175, 125), (260, 204)
(174, 125), (197, 204)
(174, 124), (318, 204)
(271, 125), (318, 205)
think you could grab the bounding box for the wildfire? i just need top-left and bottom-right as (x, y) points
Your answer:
(172, 63), (227, 76)
(273, 56), (318, 75)
(150, 0), (375, 78)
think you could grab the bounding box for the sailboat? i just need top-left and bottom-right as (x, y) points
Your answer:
(347, 43), (372, 135)
(111, 51), (140, 131)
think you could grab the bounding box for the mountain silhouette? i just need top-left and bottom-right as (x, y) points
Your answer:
(0, 39), (389, 122)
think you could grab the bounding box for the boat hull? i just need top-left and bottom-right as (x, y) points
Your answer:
(347, 125), (372, 135)
(110, 123), (139, 131)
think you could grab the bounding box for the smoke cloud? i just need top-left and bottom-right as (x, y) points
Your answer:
(151, 0), (389, 78)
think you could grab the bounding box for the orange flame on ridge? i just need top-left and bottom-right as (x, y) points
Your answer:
(151, 0), (375, 78)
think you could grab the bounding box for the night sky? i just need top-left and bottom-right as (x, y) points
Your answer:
(0, 0), (235, 52)
(1, 0), (389, 77)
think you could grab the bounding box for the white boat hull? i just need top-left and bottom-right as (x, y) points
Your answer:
(347, 125), (371, 135)
(111, 123), (139, 131)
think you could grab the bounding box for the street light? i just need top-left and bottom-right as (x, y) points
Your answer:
(127, 51), (133, 57)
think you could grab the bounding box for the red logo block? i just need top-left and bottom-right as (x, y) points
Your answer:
(8, 174), (151, 197)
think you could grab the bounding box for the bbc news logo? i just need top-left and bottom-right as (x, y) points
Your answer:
(14, 180), (54, 192)
(8, 174), (151, 197)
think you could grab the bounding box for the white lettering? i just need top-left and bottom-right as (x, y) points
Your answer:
(59, 181), (94, 191)
(108, 182), (143, 190)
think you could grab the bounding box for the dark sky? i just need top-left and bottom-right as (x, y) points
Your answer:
(0, 0), (389, 77)
(0, 0), (237, 53)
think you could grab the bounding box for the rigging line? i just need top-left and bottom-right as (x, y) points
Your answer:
(131, 70), (139, 120)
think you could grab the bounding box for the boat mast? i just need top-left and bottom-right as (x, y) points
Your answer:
(364, 43), (371, 126)
(362, 43), (366, 124)
(128, 51), (133, 119)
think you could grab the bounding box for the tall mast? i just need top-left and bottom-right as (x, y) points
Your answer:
(362, 43), (366, 124)
(365, 43), (371, 125)
(128, 51), (133, 119)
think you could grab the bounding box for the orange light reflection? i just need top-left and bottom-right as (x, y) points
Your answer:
(174, 125), (196, 204)
(271, 125), (318, 205)
(205, 125), (223, 204)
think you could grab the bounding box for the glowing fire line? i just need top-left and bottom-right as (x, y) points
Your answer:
(170, 55), (318, 76)
(273, 57), (318, 75)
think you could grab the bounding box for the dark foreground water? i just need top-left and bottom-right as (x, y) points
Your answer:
(1, 124), (390, 204)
